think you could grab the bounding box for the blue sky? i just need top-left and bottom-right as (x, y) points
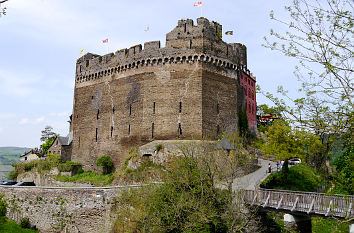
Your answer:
(0, 0), (299, 147)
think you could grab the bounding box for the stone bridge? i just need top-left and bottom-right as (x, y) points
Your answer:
(243, 188), (354, 232)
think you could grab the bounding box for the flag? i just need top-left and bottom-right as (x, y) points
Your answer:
(79, 49), (84, 54)
(225, 31), (233, 35)
(194, 1), (202, 6)
(102, 38), (108, 43)
(144, 25), (149, 32)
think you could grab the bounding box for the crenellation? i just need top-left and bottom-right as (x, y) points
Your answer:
(71, 17), (256, 170)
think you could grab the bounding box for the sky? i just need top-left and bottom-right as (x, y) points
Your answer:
(0, 0), (300, 148)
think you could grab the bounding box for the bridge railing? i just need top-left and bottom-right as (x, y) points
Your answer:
(244, 189), (354, 218)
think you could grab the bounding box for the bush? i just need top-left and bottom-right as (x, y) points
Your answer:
(155, 144), (163, 153)
(7, 170), (18, 180)
(96, 156), (114, 175)
(0, 194), (7, 217)
(57, 161), (81, 172)
(20, 217), (31, 229)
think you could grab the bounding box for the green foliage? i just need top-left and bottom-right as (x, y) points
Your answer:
(40, 125), (57, 142)
(261, 119), (325, 170)
(96, 156), (113, 174)
(257, 104), (283, 117)
(122, 160), (165, 183)
(261, 164), (323, 192)
(239, 106), (249, 136)
(7, 170), (17, 180)
(0, 217), (38, 233)
(57, 161), (81, 173)
(20, 218), (30, 229)
(41, 137), (56, 154)
(155, 144), (163, 153)
(0, 194), (7, 217)
(55, 171), (114, 187)
(262, 0), (353, 136)
(113, 153), (258, 232)
(332, 143), (354, 194)
(312, 217), (350, 233)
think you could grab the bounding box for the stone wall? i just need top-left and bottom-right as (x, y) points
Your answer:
(1, 185), (141, 233)
(71, 17), (255, 171)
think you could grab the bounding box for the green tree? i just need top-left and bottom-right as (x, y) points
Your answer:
(262, 119), (325, 170)
(262, 0), (353, 137)
(40, 125), (57, 142)
(41, 136), (56, 154)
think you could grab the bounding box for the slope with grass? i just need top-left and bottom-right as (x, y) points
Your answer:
(260, 164), (323, 192)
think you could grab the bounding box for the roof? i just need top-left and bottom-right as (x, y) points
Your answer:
(57, 132), (73, 146)
(215, 137), (235, 150)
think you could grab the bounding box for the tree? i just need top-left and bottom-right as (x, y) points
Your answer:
(0, 0), (8, 17)
(261, 119), (326, 170)
(262, 0), (353, 137)
(40, 125), (57, 142)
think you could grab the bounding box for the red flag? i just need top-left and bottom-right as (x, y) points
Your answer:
(194, 1), (202, 6)
(102, 38), (108, 43)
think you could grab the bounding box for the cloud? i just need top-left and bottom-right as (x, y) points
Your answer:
(19, 118), (29, 125)
(35, 116), (45, 124)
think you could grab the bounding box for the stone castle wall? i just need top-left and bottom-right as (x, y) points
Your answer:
(72, 17), (253, 170)
(1, 185), (141, 233)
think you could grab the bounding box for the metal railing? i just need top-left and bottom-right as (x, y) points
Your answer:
(244, 189), (354, 218)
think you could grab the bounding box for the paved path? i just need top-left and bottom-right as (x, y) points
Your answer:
(233, 159), (276, 190)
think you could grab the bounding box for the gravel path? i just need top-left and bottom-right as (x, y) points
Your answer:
(233, 159), (277, 190)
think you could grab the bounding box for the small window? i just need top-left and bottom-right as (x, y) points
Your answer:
(217, 125), (220, 135)
(78, 136), (80, 148)
(179, 101), (182, 113)
(152, 123), (155, 138)
(79, 65), (82, 72)
(86, 60), (89, 67)
(99, 56), (102, 63)
(91, 96), (94, 99)
(129, 104), (132, 116)
(178, 123), (182, 136)
(112, 107), (115, 113)
(95, 128), (98, 142)
(56, 140), (58, 145)
(128, 124), (131, 135)
(111, 126), (113, 138)
(25, 157), (27, 161)
(153, 102), (156, 114)
(216, 103), (220, 114)
(97, 109), (100, 120)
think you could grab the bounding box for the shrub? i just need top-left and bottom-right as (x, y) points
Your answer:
(96, 156), (114, 175)
(7, 170), (18, 180)
(20, 217), (31, 229)
(58, 161), (81, 172)
(155, 144), (163, 153)
(0, 194), (7, 217)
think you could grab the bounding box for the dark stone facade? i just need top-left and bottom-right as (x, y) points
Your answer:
(71, 17), (256, 170)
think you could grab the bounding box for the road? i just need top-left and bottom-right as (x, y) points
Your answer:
(233, 159), (277, 190)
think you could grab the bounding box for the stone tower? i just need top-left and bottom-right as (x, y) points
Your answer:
(71, 17), (255, 170)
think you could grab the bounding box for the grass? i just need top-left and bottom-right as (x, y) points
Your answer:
(55, 171), (114, 186)
(0, 217), (38, 233)
(260, 164), (323, 192)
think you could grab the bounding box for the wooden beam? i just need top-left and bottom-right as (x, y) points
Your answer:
(291, 196), (299, 212)
(307, 198), (315, 214)
(263, 193), (270, 208)
(276, 196), (283, 210)
(325, 200), (333, 217)
(252, 193), (258, 206)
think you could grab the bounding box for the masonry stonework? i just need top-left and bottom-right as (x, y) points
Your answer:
(71, 17), (256, 170)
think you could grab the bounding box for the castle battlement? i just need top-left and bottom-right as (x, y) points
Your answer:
(76, 52), (251, 85)
(71, 17), (255, 171)
(76, 17), (247, 81)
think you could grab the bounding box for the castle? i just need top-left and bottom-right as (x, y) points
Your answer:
(71, 17), (257, 170)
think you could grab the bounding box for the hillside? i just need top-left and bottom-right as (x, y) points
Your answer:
(0, 147), (30, 179)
